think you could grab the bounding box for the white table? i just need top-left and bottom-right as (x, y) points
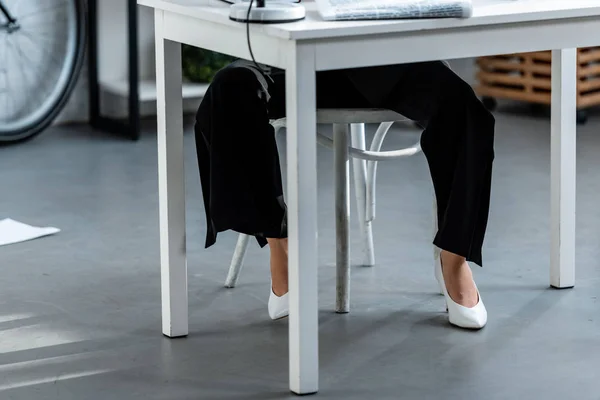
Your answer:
(139, 0), (600, 394)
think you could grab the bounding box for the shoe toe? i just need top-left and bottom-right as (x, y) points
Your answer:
(268, 290), (289, 320)
(449, 301), (487, 329)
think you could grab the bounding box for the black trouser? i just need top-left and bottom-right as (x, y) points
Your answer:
(195, 62), (495, 266)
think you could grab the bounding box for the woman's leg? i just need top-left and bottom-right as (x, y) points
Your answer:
(195, 66), (288, 246)
(375, 62), (495, 308)
(195, 66), (290, 300)
(268, 238), (288, 296)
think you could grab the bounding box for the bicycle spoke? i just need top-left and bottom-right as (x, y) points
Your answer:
(23, 17), (69, 29)
(15, 36), (63, 111)
(8, 34), (38, 69)
(0, 41), (7, 120)
(9, 0), (25, 14)
(1, 35), (13, 118)
(17, 1), (68, 20)
(4, 36), (26, 118)
(3, 32), (49, 119)
(19, 30), (65, 68)
(20, 27), (68, 45)
(21, 6), (69, 22)
(4, 51), (16, 120)
(12, 36), (42, 116)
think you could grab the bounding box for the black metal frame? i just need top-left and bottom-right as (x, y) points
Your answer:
(88, 0), (140, 140)
(0, 1), (17, 24)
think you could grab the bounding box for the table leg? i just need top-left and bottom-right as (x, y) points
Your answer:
(550, 48), (577, 289)
(286, 43), (319, 395)
(155, 10), (188, 337)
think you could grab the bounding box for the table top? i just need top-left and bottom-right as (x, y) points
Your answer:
(139, 0), (600, 40)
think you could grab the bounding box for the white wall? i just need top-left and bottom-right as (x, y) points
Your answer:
(56, 2), (156, 124)
(55, 0), (89, 124)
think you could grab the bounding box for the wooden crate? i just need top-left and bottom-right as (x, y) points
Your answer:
(475, 48), (600, 122)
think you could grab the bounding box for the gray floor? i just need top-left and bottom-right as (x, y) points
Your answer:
(2, 87), (600, 399)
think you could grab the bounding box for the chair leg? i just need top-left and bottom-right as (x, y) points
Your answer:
(225, 234), (251, 288)
(334, 123), (350, 313)
(350, 123), (375, 267)
(365, 122), (394, 222)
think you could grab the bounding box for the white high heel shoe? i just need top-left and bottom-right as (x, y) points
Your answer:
(435, 257), (487, 329)
(268, 288), (289, 320)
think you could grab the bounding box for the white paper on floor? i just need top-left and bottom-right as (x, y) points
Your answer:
(0, 218), (60, 247)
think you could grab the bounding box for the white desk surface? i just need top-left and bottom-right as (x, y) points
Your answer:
(139, 0), (600, 40)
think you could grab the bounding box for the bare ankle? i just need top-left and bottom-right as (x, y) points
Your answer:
(440, 250), (478, 307)
(440, 250), (466, 272)
(272, 283), (288, 297)
(268, 238), (289, 297)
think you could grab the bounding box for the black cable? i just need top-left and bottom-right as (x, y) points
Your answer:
(245, 0), (273, 81)
(221, 0), (302, 81)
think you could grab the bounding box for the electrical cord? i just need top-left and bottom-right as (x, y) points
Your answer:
(220, 0), (303, 82)
(245, 0), (274, 81)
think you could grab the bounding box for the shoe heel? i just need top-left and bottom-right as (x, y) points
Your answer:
(434, 256), (444, 296)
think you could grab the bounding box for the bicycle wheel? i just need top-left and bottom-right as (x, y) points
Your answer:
(0, 0), (86, 143)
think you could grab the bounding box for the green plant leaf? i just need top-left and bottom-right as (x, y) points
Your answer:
(181, 45), (236, 83)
